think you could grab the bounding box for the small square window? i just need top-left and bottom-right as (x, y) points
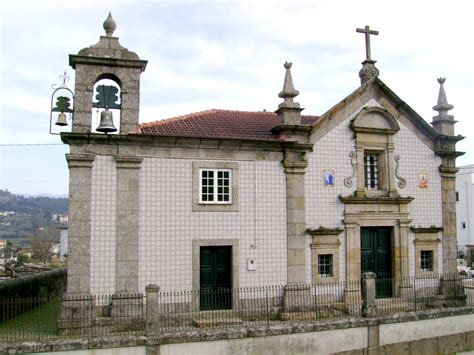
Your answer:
(364, 154), (379, 190)
(420, 250), (433, 272)
(461, 222), (467, 230)
(318, 254), (333, 277)
(199, 169), (232, 204)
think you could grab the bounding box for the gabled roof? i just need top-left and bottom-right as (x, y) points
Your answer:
(131, 109), (320, 142)
(314, 77), (439, 142)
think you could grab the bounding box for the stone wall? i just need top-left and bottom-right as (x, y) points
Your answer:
(13, 307), (474, 354)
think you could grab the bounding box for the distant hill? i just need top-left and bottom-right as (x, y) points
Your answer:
(0, 189), (68, 247)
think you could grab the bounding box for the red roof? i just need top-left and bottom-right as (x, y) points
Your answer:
(132, 109), (319, 142)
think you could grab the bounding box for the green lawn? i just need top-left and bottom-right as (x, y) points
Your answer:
(0, 298), (61, 342)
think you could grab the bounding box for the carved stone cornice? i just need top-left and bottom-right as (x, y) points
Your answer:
(339, 195), (414, 205)
(65, 153), (95, 169)
(410, 227), (444, 233)
(114, 155), (143, 169)
(281, 142), (313, 152)
(439, 165), (459, 177)
(307, 227), (344, 236)
(61, 132), (284, 152)
(70, 55), (148, 71)
(271, 124), (312, 135)
(283, 161), (308, 174)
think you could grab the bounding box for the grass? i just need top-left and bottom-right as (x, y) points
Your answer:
(0, 298), (61, 341)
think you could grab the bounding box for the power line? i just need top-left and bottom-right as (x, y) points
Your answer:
(0, 143), (64, 147)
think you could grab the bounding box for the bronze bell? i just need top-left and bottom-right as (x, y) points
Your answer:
(55, 112), (68, 126)
(96, 109), (117, 133)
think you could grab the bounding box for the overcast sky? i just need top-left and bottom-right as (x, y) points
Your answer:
(1, 0), (473, 196)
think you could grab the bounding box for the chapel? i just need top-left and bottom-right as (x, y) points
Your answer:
(59, 14), (463, 309)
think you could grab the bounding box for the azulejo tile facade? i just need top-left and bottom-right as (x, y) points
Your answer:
(60, 14), (463, 309)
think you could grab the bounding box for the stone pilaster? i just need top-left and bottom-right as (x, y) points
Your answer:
(114, 155), (143, 292)
(355, 144), (365, 196)
(285, 162), (308, 284)
(345, 223), (360, 284)
(273, 62), (313, 285)
(65, 153), (95, 294)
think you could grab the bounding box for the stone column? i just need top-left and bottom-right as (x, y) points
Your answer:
(114, 156), (143, 292)
(65, 153), (95, 294)
(440, 167), (458, 273)
(145, 284), (160, 333)
(361, 272), (378, 317)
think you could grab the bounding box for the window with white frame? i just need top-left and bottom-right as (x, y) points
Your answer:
(318, 254), (333, 277)
(364, 154), (379, 190)
(199, 169), (232, 204)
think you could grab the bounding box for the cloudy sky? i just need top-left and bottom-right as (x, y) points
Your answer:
(1, 0), (473, 195)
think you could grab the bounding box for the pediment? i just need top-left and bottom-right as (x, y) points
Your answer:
(351, 106), (400, 135)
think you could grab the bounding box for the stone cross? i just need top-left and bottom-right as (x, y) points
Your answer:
(356, 25), (379, 61)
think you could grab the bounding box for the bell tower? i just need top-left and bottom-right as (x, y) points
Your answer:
(69, 12), (147, 134)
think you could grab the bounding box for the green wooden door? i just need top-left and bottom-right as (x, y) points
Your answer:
(200, 246), (232, 310)
(361, 227), (392, 297)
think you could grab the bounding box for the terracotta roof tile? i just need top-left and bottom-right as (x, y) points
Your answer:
(132, 109), (319, 142)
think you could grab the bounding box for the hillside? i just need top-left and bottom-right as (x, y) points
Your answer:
(0, 189), (68, 247)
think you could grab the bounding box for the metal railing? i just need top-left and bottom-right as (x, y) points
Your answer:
(0, 274), (473, 343)
(153, 281), (360, 332)
(375, 273), (471, 314)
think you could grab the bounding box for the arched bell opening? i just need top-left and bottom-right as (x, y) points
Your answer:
(92, 74), (122, 134)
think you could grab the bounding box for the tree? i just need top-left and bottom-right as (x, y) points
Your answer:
(31, 227), (59, 264)
(16, 253), (30, 263)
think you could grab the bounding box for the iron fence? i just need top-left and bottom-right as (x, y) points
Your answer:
(0, 273), (473, 343)
(375, 273), (472, 315)
(154, 281), (360, 332)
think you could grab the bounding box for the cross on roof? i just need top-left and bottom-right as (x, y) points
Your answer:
(356, 25), (379, 61)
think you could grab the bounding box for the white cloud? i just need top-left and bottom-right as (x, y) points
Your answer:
(1, 0), (473, 194)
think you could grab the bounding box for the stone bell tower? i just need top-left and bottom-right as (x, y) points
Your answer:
(69, 12), (147, 134)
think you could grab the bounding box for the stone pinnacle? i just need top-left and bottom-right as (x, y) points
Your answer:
(103, 12), (117, 37)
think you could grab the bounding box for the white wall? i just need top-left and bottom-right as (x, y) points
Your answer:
(138, 158), (288, 292)
(90, 156), (117, 295)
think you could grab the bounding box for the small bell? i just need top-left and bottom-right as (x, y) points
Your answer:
(55, 112), (68, 126)
(96, 109), (117, 133)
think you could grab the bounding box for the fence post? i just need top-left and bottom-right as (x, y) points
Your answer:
(146, 284), (160, 333)
(361, 272), (378, 318)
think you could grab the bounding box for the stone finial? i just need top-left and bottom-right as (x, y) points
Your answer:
(359, 60), (379, 84)
(433, 77), (454, 120)
(103, 12), (117, 37)
(278, 62), (300, 108)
